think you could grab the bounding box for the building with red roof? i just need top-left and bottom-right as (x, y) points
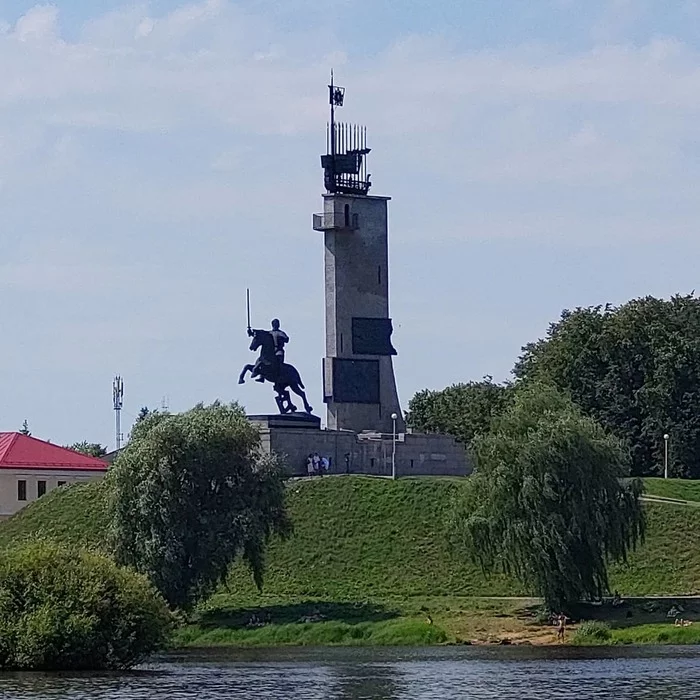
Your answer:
(0, 433), (108, 519)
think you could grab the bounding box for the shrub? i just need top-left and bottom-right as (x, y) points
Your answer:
(573, 620), (612, 644)
(0, 540), (173, 670)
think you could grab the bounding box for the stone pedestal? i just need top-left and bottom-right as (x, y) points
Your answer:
(250, 415), (471, 478)
(248, 413), (321, 431)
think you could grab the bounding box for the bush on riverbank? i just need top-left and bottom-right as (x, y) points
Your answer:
(572, 621), (612, 644)
(0, 541), (173, 670)
(173, 617), (446, 648)
(572, 620), (700, 646)
(610, 622), (700, 645)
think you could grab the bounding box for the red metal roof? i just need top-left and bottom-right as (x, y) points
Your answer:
(0, 433), (108, 471)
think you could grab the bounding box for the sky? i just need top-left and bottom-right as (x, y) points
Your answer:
(3, 0), (700, 448)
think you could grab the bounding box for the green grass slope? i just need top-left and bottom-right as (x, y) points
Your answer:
(643, 477), (700, 503)
(225, 476), (517, 599)
(2, 475), (700, 599)
(610, 501), (700, 595)
(0, 481), (106, 550)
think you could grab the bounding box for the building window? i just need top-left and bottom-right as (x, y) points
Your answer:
(17, 480), (26, 501)
(37, 480), (47, 498)
(57, 481), (66, 487)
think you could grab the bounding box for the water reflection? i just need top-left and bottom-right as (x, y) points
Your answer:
(1, 646), (700, 699)
(329, 662), (403, 700)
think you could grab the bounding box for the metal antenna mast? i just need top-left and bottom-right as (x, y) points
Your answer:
(113, 375), (124, 451)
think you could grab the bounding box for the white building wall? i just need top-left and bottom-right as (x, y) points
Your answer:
(0, 469), (105, 520)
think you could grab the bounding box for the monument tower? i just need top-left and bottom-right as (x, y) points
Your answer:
(313, 75), (405, 434)
(246, 77), (468, 478)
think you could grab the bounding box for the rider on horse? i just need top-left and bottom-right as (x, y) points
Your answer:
(249, 319), (289, 382)
(239, 314), (312, 415)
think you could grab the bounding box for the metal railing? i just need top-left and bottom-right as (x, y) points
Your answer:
(312, 212), (359, 231)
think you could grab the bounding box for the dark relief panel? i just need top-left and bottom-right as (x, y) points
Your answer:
(332, 358), (380, 404)
(352, 317), (397, 356)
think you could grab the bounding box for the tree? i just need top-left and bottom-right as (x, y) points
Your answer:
(68, 442), (107, 458)
(0, 540), (172, 670)
(106, 401), (290, 609)
(450, 382), (644, 611)
(136, 406), (151, 422)
(407, 377), (512, 447)
(515, 295), (700, 477)
(19, 420), (31, 436)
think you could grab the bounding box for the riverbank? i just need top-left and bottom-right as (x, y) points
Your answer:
(172, 594), (700, 648)
(5, 476), (700, 648)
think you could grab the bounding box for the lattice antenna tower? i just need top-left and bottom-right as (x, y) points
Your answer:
(113, 375), (124, 450)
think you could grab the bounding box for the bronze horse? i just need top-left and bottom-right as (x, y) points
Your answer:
(238, 329), (313, 415)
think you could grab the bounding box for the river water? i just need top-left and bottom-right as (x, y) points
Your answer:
(1, 646), (699, 699)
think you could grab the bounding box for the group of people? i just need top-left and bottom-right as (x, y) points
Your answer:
(668, 604), (694, 627)
(306, 452), (330, 476)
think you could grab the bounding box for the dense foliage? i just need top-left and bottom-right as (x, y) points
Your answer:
(68, 441), (108, 458)
(107, 402), (290, 609)
(406, 378), (511, 446)
(515, 295), (700, 477)
(0, 540), (171, 670)
(450, 382), (645, 610)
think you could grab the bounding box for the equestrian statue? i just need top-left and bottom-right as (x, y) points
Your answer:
(238, 291), (313, 415)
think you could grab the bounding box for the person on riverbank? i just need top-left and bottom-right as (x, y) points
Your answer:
(556, 613), (567, 642)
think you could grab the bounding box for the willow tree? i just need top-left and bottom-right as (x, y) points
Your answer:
(451, 382), (644, 611)
(106, 402), (290, 609)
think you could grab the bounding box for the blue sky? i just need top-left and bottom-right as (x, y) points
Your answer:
(3, 0), (700, 448)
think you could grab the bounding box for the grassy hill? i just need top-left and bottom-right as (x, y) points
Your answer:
(2, 475), (700, 600)
(0, 481), (106, 550)
(225, 476), (517, 599)
(6, 474), (700, 646)
(642, 477), (700, 503)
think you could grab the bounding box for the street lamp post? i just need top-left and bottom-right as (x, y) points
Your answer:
(664, 434), (670, 479)
(391, 413), (398, 480)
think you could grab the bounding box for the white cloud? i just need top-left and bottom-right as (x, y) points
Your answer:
(136, 17), (155, 38)
(14, 4), (60, 43)
(0, 1), (698, 243)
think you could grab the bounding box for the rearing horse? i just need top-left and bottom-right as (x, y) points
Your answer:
(238, 329), (313, 415)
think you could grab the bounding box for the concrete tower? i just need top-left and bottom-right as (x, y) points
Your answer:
(313, 76), (405, 434)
